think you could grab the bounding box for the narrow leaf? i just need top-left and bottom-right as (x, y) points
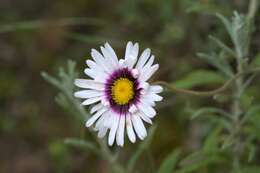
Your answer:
(173, 70), (225, 89)
(64, 138), (100, 156)
(157, 149), (180, 173)
(208, 35), (236, 56)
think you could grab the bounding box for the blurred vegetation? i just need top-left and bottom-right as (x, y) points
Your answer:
(1, 0), (260, 173)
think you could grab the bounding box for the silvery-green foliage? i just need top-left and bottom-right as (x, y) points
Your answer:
(172, 11), (260, 173)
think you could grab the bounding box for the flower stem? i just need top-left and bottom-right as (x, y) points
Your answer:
(154, 68), (260, 97)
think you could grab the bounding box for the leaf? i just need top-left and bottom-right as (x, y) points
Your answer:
(231, 11), (251, 59)
(0, 18), (105, 33)
(64, 138), (100, 156)
(191, 107), (230, 120)
(250, 54), (260, 67)
(248, 144), (256, 162)
(173, 70), (225, 89)
(42, 60), (88, 120)
(216, 13), (233, 40)
(127, 125), (157, 172)
(66, 32), (110, 44)
(197, 52), (233, 77)
(203, 126), (222, 153)
(177, 151), (224, 173)
(208, 35), (236, 57)
(242, 104), (260, 124)
(157, 149), (180, 173)
(41, 72), (62, 90)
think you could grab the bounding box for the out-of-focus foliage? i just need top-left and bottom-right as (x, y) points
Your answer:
(1, 0), (260, 173)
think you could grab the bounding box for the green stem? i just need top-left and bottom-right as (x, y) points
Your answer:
(248, 0), (258, 20)
(231, 0), (258, 170)
(154, 68), (260, 97)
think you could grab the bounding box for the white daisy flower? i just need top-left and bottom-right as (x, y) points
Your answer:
(74, 41), (163, 146)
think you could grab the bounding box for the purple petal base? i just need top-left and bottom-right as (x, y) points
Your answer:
(104, 68), (142, 115)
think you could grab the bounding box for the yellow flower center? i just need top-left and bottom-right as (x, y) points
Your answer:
(111, 78), (134, 105)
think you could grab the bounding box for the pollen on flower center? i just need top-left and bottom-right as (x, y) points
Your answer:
(111, 78), (134, 105)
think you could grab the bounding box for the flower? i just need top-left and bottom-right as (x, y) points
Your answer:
(74, 41), (163, 146)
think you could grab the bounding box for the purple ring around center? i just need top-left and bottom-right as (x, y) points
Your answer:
(104, 67), (142, 115)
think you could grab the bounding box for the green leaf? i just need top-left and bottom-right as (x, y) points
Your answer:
(0, 18), (105, 33)
(208, 35), (236, 57)
(176, 152), (223, 173)
(157, 149), (180, 173)
(191, 107), (230, 120)
(203, 126), (222, 153)
(127, 125), (157, 172)
(216, 13), (233, 39)
(173, 70), (225, 89)
(242, 104), (260, 124)
(64, 138), (100, 156)
(248, 144), (256, 162)
(197, 52), (233, 77)
(177, 155), (222, 173)
(41, 72), (62, 90)
(231, 12), (251, 59)
(42, 60), (88, 120)
(250, 54), (260, 67)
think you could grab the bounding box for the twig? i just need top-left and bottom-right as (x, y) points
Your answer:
(153, 68), (260, 97)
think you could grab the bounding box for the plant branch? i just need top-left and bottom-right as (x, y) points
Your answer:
(153, 68), (260, 97)
(248, 0), (258, 20)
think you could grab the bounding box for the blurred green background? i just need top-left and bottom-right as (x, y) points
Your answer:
(0, 0), (259, 173)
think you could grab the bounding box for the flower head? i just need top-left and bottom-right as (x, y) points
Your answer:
(74, 41), (163, 146)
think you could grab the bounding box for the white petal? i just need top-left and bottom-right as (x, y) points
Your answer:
(131, 43), (139, 59)
(74, 90), (103, 98)
(144, 55), (155, 67)
(91, 49), (112, 73)
(116, 115), (125, 146)
(124, 43), (139, 68)
(85, 107), (107, 127)
(94, 113), (107, 130)
(125, 41), (133, 59)
(86, 60), (106, 74)
(74, 79), (104, 90)
(104, 42), (118, 65)
(100, 46), (117, 70)
(140, 64), (159, 81)
(137, 112), (152, 124)
(126, 114), (136, 143)
(146, 93), (163, 102)
(142, 97), (155, 107)
(84, 68), (107, 83)
(108, 115), (120, 146)
(139, 102), (156, 118)
(104, 111), (113, 128)
(129, 104), (138, 113)
(135, 48), (151, 70)
(132, 114), (147, 140)
(98, 127), (108, 138)
(84, 68), (96, 79)
(149, 85), (163, 93)
(139, 82), (149, 91)
(81, 97), (101, 105)
(90, 103), (103, 114)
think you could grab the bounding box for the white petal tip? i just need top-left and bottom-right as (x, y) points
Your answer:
(85, 121), (91, 128)
(130, 138), (136, 143)
(108, 141), (114, 146)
